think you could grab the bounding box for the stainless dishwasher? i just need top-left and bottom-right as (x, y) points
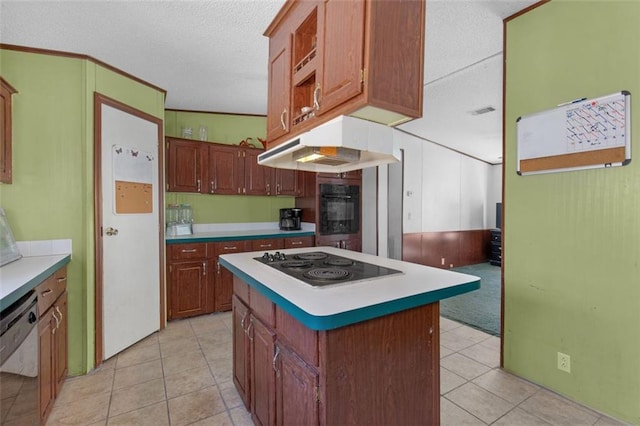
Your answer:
(0, 289), (39, 425)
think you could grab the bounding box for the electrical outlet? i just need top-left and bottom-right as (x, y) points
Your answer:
(557, 352), (571, 373)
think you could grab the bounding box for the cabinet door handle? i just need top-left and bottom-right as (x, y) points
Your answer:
(291, 241), (302, 246)
(272, 345), (281, 377)
(56, 277), (67, 283)
(280, 108), (287, 131)
(276, 184), (281, 194)
(216, 261), (221, 274)
(181, 249), (197, 253)
(223, 246), (237, 250)
(55, 306), (63, 328)
(52, 310), (60, 334)
(259, 244), (272, 248)
(313, 83), (321, 111)
(202, 262), (206, 275)
(210, 181), (215, 193)
(335, 242), (340, 248)
(197, 179), (201, 192)
(247, 320), (254, 341)
(40, 289), (53, 297)
(241, 311), (249, 330)
(266, 183), (271, 195)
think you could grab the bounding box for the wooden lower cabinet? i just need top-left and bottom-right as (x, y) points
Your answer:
(37, 267), (68, 425)
(251, 238), (284, 251)
(54, 292), (68, 396)
(275, 342), (319, 426)
(316, 234), (361, 252)
(232, 275), (439, 425)
(169, 237), (315, 319)
(232, 295), (251, 409)
(250, 315), (276, 426)
(283, 236), (314, 249)
(168, 259), (212, 319)
(38, 307), (55, 422)
(214, 241), (249, 312)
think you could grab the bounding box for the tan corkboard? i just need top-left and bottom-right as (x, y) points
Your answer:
(115, 180), (153, 214)
(519, 147), (627, 174)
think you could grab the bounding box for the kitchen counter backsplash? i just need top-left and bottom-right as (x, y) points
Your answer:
(191, 222), (315, 234)
(16, 239), (72, 257)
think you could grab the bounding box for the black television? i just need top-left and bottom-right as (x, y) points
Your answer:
(496, 202), (502, 229)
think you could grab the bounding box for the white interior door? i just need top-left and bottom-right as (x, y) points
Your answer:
(101, 103), (160, 360)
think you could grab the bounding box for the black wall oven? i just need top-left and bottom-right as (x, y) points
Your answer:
(319, 183), (360, 235)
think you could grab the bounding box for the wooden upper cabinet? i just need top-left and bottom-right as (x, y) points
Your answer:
(208, 144), (242, 195)
(244, 148), (273, 195)
(166, 138), (302, 197)
(1, 77), (18, 184)
(364, 0), (425, 119)
(264, 0), (425, 148)
(266, 24), (293, 142)
(315, 0), (365, 116)
(166, 137), (206, 193)
(275, 168), (299, 196)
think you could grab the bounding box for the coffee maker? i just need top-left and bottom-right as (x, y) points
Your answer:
(279, 208), (302, 231)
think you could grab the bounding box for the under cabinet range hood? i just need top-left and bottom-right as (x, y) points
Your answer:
(258, 116), (401, 172)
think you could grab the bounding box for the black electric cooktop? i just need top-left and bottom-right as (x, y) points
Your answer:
(253, 251), (403, 287)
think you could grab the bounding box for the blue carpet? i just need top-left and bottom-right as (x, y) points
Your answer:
(440, 262), (501, 336)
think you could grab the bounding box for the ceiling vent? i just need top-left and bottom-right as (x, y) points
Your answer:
(470, 106), (496, 115)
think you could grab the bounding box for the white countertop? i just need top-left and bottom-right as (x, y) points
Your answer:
(0, 254), (71, 311)
(219, 246), (480, 330)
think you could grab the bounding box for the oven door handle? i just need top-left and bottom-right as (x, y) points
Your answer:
(323, 194), (352, 199)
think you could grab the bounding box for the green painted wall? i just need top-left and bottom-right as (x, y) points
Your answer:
(0, 48), (165, 375)
(504, 2), (639, 423)
(0, 50), (88, 376)
(165, 110), (267, 145)
(165, 110), (294, 222)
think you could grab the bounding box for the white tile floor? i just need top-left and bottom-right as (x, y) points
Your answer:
(43, 312), (629, 425)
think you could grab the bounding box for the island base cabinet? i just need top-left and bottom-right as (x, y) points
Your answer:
(232, 274), (441, 425)
(320, 302), (440, 425)
(275, 342), (319, 426)
(232, 295), (251, 409)
(250, 315), (276, 426)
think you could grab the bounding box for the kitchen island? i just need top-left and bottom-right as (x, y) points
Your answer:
(219, 247), (479, 425)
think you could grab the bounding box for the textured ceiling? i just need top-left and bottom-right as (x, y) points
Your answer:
(0, 0), (539, 164)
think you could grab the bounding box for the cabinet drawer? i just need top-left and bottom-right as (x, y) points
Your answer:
(276, 306), (318, 366)
(37, 267), (67, 314)
(170, 243), (208, 260)
(251, 238), (284, 251)
(233, 276), (250, 305)
(250, 286), (275, 327)
(213, 240), (249, 256)
(283, 236), (315, 249)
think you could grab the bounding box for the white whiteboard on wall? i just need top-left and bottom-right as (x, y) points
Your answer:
(517, 91), (631, 175)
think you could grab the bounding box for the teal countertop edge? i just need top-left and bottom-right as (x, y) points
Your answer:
(0, 255), (71, 311)
(166, 231), (316, 245)
(218, 257), (480, 331)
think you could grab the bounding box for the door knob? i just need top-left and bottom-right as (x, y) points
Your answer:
(105, 227), (119, 236)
